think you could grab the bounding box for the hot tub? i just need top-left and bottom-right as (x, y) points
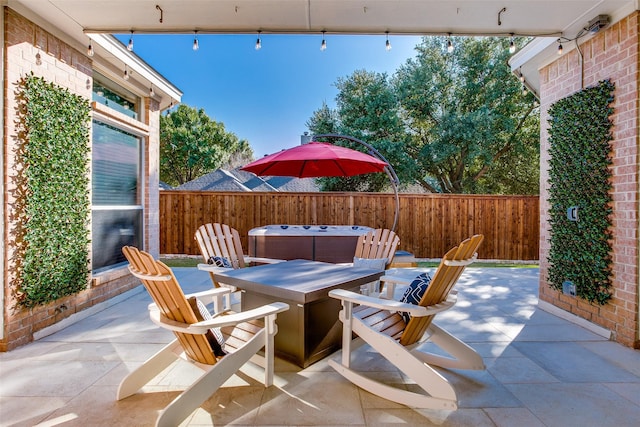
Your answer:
(248, 225), (372, 263)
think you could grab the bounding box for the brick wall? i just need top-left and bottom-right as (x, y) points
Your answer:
(539, 12), (639, 348)
(1, 10), (159, 351)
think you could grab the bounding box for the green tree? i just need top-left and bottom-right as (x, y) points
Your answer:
(307, 70), (413, 192)
(394, 36), (539, 193)
(160, 104), (252, 186)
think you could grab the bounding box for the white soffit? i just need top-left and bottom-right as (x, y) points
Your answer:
(10, 1), (636, 38)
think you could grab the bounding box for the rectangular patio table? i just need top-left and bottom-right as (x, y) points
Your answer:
(203, 259), (384, 367)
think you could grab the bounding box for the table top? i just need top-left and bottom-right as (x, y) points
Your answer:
(209, 259), (383, 304)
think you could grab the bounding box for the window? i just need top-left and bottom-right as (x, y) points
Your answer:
(92, 73), (138, 120)
(91, 121), (143, 271)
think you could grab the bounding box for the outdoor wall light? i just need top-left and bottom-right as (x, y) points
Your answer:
(320, 31), (327, 51)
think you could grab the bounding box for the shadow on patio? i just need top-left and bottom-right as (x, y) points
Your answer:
(1, 267), (639, 426)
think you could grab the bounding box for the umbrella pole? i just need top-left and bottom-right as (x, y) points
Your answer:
(312, 134), (400, 232)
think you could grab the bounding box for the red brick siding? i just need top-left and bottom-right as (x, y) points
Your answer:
(1, 10), (158, 351)
(539, 12), (640, 348)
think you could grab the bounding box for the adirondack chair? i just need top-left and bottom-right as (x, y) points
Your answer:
(352, 228), (400, 294)
(195, 223), (284, 310)
(354, 228), (400, 267)
(328, 234), (485, 411)
(118, 246), (289, 427)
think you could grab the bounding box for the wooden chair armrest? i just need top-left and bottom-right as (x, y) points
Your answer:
(149, 302), (290, 334)
(244, 256), (286, 264)
(185, 287), (231, 300)
(443, 253), (478, 266)
(128, 266), (172, 282)
(329, 289), (456, 317)
(379, 275), (412, 285)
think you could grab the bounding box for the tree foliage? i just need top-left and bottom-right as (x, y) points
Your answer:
(308, 36), (540, 194)
(160, 104), (253, 186)
(307, 71), (413, 192)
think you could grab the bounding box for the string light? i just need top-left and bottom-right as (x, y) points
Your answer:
(149, 85), (155, 97)
(320, 31), (327, 51)
(255, 31), (262, 50)
(509, 34), (516, 53)
(447, 34), (454, 53)
(123, 64), (130, 80)
(87, 40), (94, 57)
(192, 31), (199, 51)
(557, 39), (563, 55)
(385, 31), (391, 51)
(127, 31), (134, 51)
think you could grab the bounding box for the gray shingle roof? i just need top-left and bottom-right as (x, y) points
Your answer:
(175, 168), (320, 192)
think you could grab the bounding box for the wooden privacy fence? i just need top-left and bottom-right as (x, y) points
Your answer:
(160, 191), (539, 260)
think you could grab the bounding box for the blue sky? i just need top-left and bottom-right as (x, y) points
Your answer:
(118, 33), (423, 158)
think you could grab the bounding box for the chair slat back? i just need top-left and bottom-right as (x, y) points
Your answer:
(399, 234), (484, 346)
(354, 228), (400, 268)
(195, 223), (246, 269)
(122, 246), (217, 365)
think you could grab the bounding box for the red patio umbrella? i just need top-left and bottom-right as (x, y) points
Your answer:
(240, 142), (388, 178)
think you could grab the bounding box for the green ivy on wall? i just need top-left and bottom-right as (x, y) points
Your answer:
(13, 74), (91, 308)
(547, 79), (614, 305)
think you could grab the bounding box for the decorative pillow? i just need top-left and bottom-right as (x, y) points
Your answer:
(207, 256), (233, 268)
(187, 297), (226, 357)
(399, 272), (432, 323)
(353, 256), (387, 271)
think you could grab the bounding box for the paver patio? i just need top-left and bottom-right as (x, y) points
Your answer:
(1, 266), (639, 426)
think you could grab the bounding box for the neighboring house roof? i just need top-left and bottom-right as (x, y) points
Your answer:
(175, 168), (320, 192)
(159, 181), (173, 190)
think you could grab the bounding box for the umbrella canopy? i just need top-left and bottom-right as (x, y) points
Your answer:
(241, 142), (388, 178)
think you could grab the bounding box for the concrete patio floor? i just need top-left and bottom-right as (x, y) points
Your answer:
(1, 266), (639, 426)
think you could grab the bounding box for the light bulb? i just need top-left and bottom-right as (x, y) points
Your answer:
(255, 31), (262, 50)
(193, 37), (199, 51)
(385, 32), (391, 51)
(320, 32), (326, 51)
(447, 37), (454, 53)
(87, 41), (94, 57)
(557, 41), (563, 55)
(509, 35), (516, 53)
(520, 73), (525, 83)
(127, 32), (134, 51)
(149, 85), (155, 97)
(123, 66), (129, 80)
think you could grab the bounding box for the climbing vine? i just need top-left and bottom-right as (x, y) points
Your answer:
(547, 80), (614, 305)
(13, 74), (91, 308)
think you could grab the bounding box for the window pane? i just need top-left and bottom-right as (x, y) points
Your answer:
(92, 121), (141, 205)
(92, 119), (143, 272)
(92, 73), (138, 119)
(92, 209), (142, 271)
